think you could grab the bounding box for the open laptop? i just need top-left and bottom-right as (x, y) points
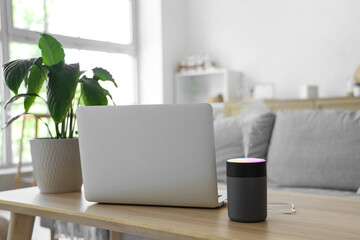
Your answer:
(76, 103), (225, 208)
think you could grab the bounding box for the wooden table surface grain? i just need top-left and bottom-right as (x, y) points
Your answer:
(0, 187), (359, 240)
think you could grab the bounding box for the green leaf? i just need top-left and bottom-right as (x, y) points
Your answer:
(24, 63), (48, 112)
(92, 67), (117, 87)
(81, 78), (108, 106)
(47, 62), (79, 123)
(104, 89), (116, 105)
(38, 33), (65, 66)
(24, 57), (43, 86)
(5, 93), (45, 110)
(2, 58), (38, 95)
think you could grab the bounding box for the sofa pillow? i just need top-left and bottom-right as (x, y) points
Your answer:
(214, 112), (275, 183)
(267, 110), (360, 191)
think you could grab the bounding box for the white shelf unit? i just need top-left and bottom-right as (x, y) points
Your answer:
(175, 68), (243, 105)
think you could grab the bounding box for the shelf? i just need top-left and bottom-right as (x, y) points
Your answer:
(176, 68), (227, 77)
(175, 68), (243, 105)
(210, 102), (224, 109)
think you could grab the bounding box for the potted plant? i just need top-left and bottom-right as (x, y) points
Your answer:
(2, 33), (117, 193)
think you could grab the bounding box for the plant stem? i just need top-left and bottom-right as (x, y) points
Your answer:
(61, 118), (66, 138)
(69, 107), (74, 138)
(77, 88), (83, 107)
(64, 111), (69, 138)
(69, 88), (83, 138)
(72, 113), (77, 138)
(55, 123), (60, 138)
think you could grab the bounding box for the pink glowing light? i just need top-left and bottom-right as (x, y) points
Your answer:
(227, 158), (266, 163)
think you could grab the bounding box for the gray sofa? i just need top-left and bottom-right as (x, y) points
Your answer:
(215, 109), (360, 199)
(41, 109), (360, 239)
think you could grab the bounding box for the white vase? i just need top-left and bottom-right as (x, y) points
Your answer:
(30, 138), (83, 193)
(353, 85), (360, 97)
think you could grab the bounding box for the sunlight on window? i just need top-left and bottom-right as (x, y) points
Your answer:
(9, 42), (41, 61)
(12, 0), (45, 32)
(12, 0), (132, 44)
(65, 49), (135, 105)
(47, 0), (132, 44)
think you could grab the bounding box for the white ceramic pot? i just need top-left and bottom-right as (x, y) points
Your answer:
(30, 138), (82, 193)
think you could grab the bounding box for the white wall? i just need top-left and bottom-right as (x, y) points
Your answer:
(137, 0), (187, 104)
(137, 0), (163, 104)
(185, 0), (360, 98)
(161, 0), (188, 103)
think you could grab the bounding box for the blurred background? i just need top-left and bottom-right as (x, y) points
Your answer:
(0, 0), (360, 187)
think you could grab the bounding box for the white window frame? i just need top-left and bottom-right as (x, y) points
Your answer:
(0, 0), (139, 168)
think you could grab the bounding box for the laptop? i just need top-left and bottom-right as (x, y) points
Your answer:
(76, 103), (225, 208)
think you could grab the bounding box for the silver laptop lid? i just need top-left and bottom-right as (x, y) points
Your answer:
(76, 103), (219, 207)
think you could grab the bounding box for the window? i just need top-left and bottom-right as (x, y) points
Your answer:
(0, 0), (137, 168)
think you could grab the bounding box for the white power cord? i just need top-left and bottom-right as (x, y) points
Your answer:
(267, 202), (296, 214)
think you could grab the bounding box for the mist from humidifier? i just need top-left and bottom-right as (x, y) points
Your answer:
(242, 123), (251, 158)
(238, 100), (270, 158)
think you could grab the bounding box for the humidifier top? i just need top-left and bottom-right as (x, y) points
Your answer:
(227, 158), (266, 163)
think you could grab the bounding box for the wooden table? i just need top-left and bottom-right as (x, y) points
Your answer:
(0, 187), (359, 240)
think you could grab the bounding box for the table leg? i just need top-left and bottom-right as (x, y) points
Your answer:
(7, 212), (35, 240)
(50, 230), (55, 240)
(110, 231), (122, 240)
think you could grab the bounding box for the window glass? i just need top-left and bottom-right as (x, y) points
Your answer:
(65, 49), (135, 105)
(9, 42), (41, 61)
(12, 0), (133, 44)
(12, 0), (45, 32)
(46, 0), (132, 44)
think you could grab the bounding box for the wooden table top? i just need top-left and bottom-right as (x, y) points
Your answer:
(0, 187), (359, 240)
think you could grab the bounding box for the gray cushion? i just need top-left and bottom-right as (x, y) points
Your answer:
(214, 112), (275, 183)
(267, 109), (360, 191)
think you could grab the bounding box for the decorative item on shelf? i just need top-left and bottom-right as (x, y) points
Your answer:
(300, 85), (318, 99)
(353, 66), (360, 97)
(177, 53), (216, 73)
(175, 68), (243, 105)
(208, 94), (223, 103)
(355, 65), (360, 83)
(353, 84), (360, 97)
(346, 77), (354, 97)
(2, 33), (117, 193)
